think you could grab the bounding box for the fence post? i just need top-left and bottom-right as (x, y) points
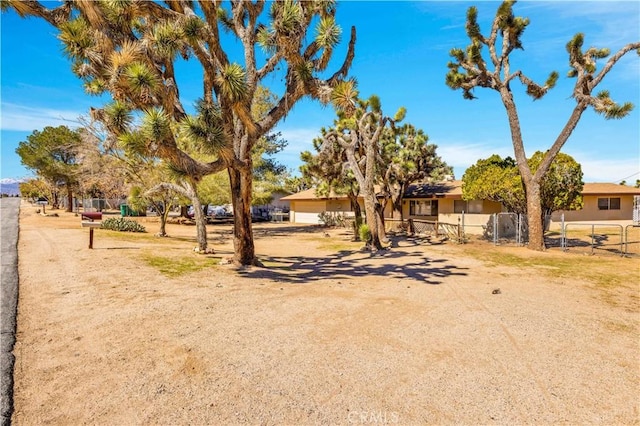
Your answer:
(561, 213), (566, 251)
(461, 211), (465, 236)
(408, 218), (415, 236)
(619, 226), (623, 257)
(493, 214), (498, 245)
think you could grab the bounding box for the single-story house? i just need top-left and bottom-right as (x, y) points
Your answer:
(282, 180), (640, 232)
(399, 180), (502, 232)
(280, 188), (354, 224)
(281, 180), (500, 232)
(550, 183), (640, 222)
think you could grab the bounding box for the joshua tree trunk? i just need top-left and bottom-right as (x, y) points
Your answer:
(390, 183), (406, 221)
(347, 193), (363, 241)
(229, 167), (257, 265)
(191, 195), (208, 252)
(66, 186), (73, 212)
(376, 201), (388, 241)
(345, 150), (384, 250)
(147, 181), (206, 245)
(523, 179), (545, 251)
(157, 202), (169, 237)
(362, 191), (383, 250)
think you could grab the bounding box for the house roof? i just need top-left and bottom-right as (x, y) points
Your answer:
(581, 183), (640, 195)
(403, 180), (463, 199)
(280, 188), (348, 201)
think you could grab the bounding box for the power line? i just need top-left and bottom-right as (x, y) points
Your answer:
(616, 171), (640, 183)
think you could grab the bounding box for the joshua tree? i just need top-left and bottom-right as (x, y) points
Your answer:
(301, 132), (364, 239)
(321, 94), (404, 250)
(380, 124), (451, 220)
(446, 1), (639, 250)
(5, 0), (355, 265)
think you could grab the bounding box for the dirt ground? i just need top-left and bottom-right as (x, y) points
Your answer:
(11, 202), (640, 425)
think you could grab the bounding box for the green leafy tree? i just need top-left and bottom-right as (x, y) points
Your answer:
(6, 0), (356, 265)
(462, 155), (525, 214)
(15, 126), (82, 211)
(19, 178), (52, 202)
(446, 1), (639, 250)
(462, 152), (584, 225)
(529, 151), (584, 220)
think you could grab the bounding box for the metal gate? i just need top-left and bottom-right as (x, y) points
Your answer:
(490, 213), (528, 246)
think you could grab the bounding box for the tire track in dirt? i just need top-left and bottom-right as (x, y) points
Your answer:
(444, 280), (560, 420)
(33, 227), (60, 263)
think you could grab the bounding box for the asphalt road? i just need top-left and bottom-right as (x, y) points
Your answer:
(1, 197), (20, 426)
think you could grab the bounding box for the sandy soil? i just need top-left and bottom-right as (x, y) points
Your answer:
(11, 202), (640, 425)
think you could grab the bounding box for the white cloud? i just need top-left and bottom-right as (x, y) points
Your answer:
(275, 127), (321, 169)
(277, 128), (320, 151)
(572, 155), (640, 183)
(1, 103), (86, 132)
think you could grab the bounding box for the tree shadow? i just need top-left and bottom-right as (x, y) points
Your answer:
(239, 249), (468, 285)
(251, 224), (331, 237)
(546, 233), (624, 255)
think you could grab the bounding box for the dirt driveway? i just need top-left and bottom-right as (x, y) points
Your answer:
(12, 203), (639, 425)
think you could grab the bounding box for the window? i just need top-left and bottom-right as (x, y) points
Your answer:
(454, 200), (483, 213)
(598, 197), (621, 210)
(409, 200), (438, 216)
(610, 198), (621, 210)
(468, 200), (483, 213)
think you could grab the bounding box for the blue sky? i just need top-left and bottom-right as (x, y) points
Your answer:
(1, 1), (639, 184)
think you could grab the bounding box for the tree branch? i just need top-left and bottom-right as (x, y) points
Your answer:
(589, 42), (640, 90)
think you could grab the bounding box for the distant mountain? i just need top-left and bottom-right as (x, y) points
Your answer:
(0, 178), (25, 196)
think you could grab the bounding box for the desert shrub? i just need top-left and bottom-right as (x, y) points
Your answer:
(358, 223), (371, 243)
(319, 211), (347, 227)
(101, 217), (146, 233)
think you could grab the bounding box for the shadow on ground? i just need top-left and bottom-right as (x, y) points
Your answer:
(240, 248), (469, 285)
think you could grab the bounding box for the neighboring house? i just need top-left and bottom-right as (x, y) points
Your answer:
(551, 183), (640, 222)
(280, 188), (354, 224)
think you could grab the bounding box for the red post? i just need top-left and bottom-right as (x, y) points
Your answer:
(89, 228), (94, 249)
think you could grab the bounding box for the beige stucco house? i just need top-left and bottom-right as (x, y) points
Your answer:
(281, 188), (354, 224)
(281, 180), (501, 232)
(398, 180), (502, 233)
(550, 183), (640, 222)
(282, 180), (640, 232)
